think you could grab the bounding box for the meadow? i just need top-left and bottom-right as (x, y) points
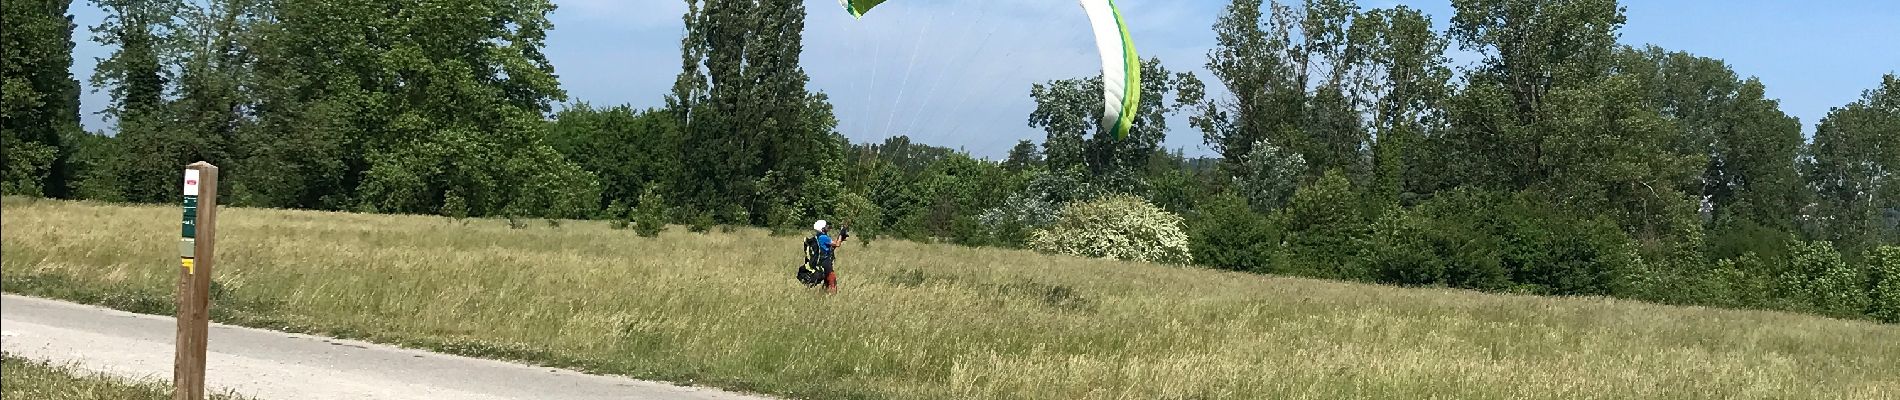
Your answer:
(2, 197), (1896, 399)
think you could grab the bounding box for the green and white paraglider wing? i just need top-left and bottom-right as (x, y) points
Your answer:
(1079, 0), (1139, 138)
(839, 0), (1140, 138)
(839, 0), (885, 18)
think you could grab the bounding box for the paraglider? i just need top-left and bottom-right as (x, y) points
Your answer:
(839, 0), (1141, 139)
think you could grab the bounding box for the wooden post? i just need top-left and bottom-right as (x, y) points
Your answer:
(175, 162), (217, 400)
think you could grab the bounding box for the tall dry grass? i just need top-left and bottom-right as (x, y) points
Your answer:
(0, 354), (249, 400)
(2, 197), (1896, 399)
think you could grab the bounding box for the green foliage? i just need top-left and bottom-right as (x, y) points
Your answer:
(1868, 246), (1900, 323)
(3, 141), (58, 196)
(1706, 254), (1775, 309)
(1231, 140), (1305, 212)
(1366, 206), (1508, 291)
(634, 184), (667, 237)
(1615, 46), (1806, 231)
(1, 0), (82, 198)
(1495, 196), (1641, 296)
(442, 193), (470, 221)
(1030, 58), (1196, 193)
(1030, 195), (1192, 265)
(502, 147), (603, 220)
(834, 192), (881, 243)
(669, 0), (840, 220)
(606, 200), (630, 230)
(1002, 140), (1041, 172)
(1365, 188), (1637, 295)
(1187, 193), (1279, 273)
(1194, 0), (1447, 183)
(980, 168), (1094, 247)
(547, 104), (682, 210)
(687, 210), (714, 234)
(1279, 169), (1371, 279)
(1783, 240), (1868, 319)
(1803, 75), (1900, 253)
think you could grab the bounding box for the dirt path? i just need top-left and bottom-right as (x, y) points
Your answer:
(0, 294), (774, 400)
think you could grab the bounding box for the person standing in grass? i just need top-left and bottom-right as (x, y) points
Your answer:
(813, 220), (843, 294)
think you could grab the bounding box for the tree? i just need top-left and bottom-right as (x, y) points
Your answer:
(1231, 140), (1306, 212)
(2, 0), (83, 197)
(232, 0), (577, 217)
(1803, 75), (1900, 253)
(1002, 140), (1041, 172)
(1356, 6), (1453, 204)
(166, 0), (264, 182)
(1029, 58), (1198, 194)
(1195, 0), (1451, 193)
(1438, 0), (1628, 192)
(669, 0), (839, 223)
(1613, 46), (1805, 231)
(1442, 0), (1704, 243)
(547, 104), (683, 210)
(88, 0), (189, 203)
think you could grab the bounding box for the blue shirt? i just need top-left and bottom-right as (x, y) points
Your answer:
(816, 233), (834, 256)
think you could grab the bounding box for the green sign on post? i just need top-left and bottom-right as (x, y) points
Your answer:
(182, 196), (198, 239)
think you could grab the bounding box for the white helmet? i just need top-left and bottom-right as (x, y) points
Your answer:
(813, 220), (828, 232)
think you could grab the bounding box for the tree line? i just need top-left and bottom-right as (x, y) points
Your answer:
(3, 0), (1896, 322)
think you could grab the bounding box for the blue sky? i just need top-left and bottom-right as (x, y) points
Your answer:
(67, 0), (1900, 158)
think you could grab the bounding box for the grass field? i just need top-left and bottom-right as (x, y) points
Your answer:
(2, 197), (1897, 399)
(0, 354), (246, 400)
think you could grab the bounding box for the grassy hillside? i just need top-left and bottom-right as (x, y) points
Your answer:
(2, 197), (1895, 399)
(0, 354), (247, 400)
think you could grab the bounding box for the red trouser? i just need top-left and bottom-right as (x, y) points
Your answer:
(823, 270), (838, 292)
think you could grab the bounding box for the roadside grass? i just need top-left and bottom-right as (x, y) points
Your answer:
(0, 353), (246, 400)
(3, 197), (1897, 399)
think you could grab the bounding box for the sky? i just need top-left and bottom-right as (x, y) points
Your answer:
(66, 0), (1900, 159)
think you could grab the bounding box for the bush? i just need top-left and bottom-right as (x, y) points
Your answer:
(606, 200), (630, 230)
(634, 185), (666, 237)
(2, 141), (58, 197)
(835, 192), (881, 245)
(686, 209), (714, 234)
(1365, 207), (1508, 290)
(441, 193), (470, 221)
(1029, 195), (1192, 264)
(1865, 246), (1900, 323)
(1496, 201), (1640, 297)
(1187, 193), (1279, 273)
(1372, 188), (1633, 296)
(1279, 170), (1371, 280)
(1708, 253), (1776, 309)
(1784, 240), (1868, 319)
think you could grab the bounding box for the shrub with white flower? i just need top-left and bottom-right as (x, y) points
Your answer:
(1028, 195), (1192, 264)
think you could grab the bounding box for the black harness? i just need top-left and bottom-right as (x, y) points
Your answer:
(796, 234), (831, 286)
